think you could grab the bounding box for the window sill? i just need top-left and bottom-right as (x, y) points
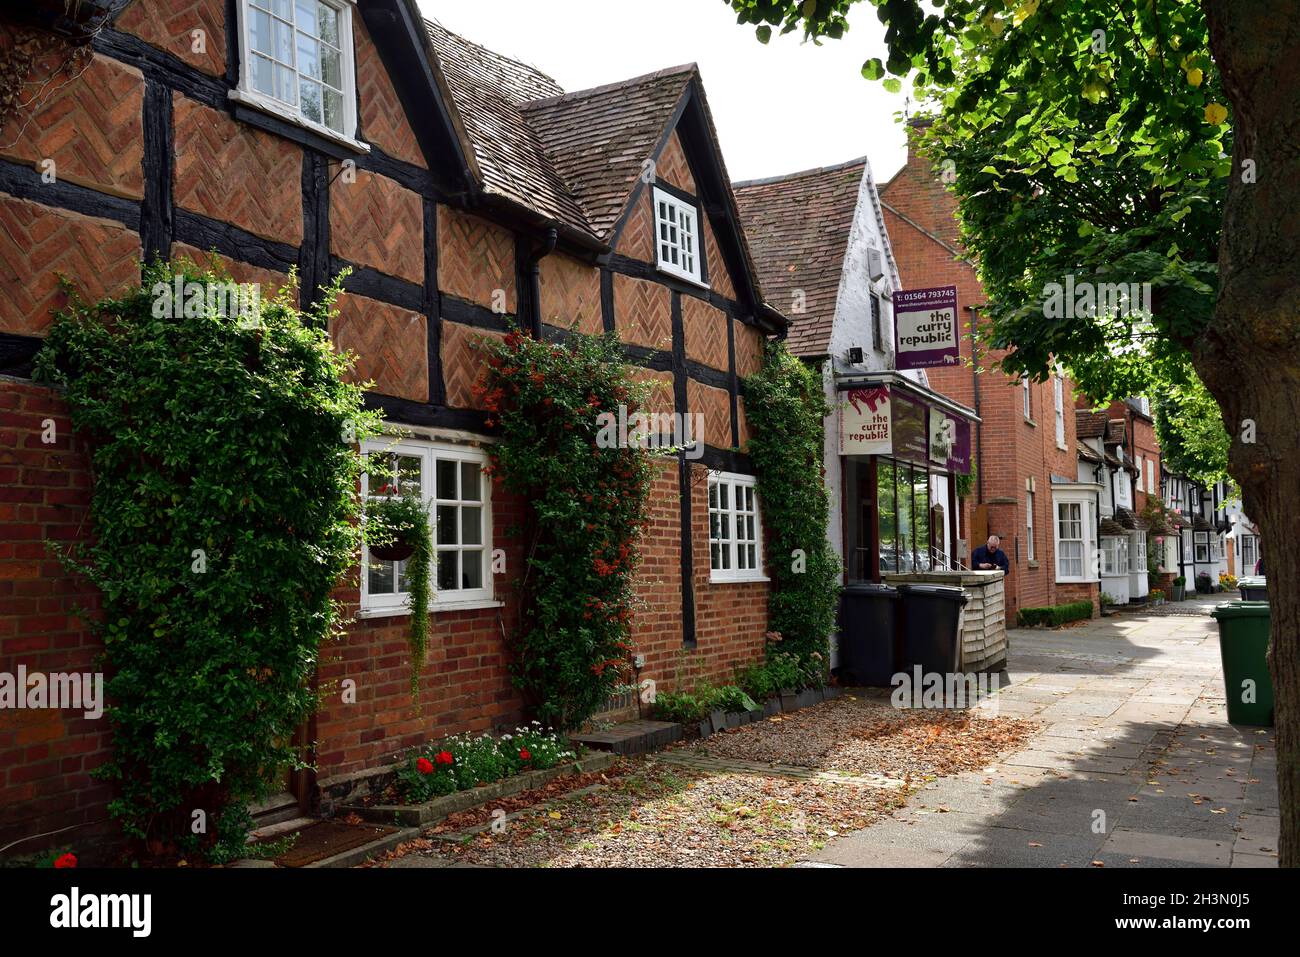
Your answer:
(357, 597), (502, 619)
(1023, 417), (1037, 427)
(229, 88), (371, 155)
(655, 262), (710, 291)
(1027, 560), (1040, 569)
(709, 573), (769, 585)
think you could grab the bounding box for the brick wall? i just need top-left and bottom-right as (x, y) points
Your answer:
(313, 475), (528, 785)
(882, 135), (1088, 619)
(0, 8), (773, 857)
(0, 381), (113, 858)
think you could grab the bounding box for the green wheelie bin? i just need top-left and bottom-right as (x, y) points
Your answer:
(1210, 601), (1274, 727)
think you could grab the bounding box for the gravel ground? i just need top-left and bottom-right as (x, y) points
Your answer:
(430, 761), (902, 868)
(686, 694), (1041, 784)
(373, 695), (1040, 868)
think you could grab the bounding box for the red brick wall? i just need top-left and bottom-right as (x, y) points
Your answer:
(0, 13), (773, 856)
(313, 475), (528, 783)
(882, 136), (1088, 619)
(631, 461), (768, 696)
(116, 0), (226, 78)
(1107, 401), (1160, 513)
(0, 381), (113, 858)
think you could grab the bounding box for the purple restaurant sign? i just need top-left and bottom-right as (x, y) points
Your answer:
(893, 285), (960, 370)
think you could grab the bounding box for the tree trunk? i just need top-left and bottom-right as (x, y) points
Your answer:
(1202, 0), (1300, 866)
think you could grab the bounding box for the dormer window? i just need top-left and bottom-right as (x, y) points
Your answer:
(653, 186), (705, 286)
(233, 0), (361, 146)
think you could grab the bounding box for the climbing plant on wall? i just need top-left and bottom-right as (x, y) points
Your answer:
(34, 257), (379, 863)
(743, 342), (841, 668)
(476, 329), (654, 729)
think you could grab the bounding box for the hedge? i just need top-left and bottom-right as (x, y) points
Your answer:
(1017, 600), (1094, 627)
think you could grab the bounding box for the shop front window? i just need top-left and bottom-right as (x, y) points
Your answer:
(876, 458), (930, 574)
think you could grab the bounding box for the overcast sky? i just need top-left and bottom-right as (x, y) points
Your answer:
(414, 0), (910, 184)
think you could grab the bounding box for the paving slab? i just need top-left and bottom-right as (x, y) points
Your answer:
(1100, 828), (1232, 866)
(813, 601), (1278, 868)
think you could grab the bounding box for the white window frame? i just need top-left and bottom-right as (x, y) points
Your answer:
(1054, 497), (1096, 583)
(1025, 490), (1036, 562)
(1022, 375), (1032, 420)
(1135, 535), (1147, 575)
(1194, 530), (1210, 564)
(1146, 459), (1155, 494)
(708, 471), (765, 583)
(652, 186), (705, 286)
(360, 437), (495, 615)
(1240, 534), (1257, 570)
(1053, 371), (1065, 448)
(231, 0), (367, 151)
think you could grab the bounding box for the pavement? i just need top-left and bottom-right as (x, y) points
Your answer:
(806, 594), (1279, 868)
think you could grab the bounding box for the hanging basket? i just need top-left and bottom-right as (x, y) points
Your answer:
(370, 540), (416, 562)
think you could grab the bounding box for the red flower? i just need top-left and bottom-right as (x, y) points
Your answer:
(435, 750), (454, 765)
(416, 757), (434, 775)
(53, 853), (77, 869)
(519, 748), (531, 761)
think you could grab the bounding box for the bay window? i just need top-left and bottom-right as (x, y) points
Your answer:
(1101, 536), (1129, 576)
(1054, 496), (1098, 583)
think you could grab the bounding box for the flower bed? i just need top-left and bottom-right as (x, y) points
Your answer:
(344, 725), (618, 827)
(394, 724), (575, 804)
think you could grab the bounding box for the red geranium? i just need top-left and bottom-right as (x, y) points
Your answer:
(53, 853), (77, 869)
(519, 748), (531, 761)
(416, 757), (434, 775)
(435, 750), (454, 765)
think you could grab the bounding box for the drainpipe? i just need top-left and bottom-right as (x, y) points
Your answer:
(525, 227), (558, 338)
(966, 305), (983, 503)
(1092, 461), (1105, 584)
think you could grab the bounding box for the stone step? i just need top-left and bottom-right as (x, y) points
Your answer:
(248, 790), (302, 828)
(248, 815), (317, 843)
(571, 719), (682, 755)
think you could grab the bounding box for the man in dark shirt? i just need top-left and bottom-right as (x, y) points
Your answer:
(971, 534), (1009, 574)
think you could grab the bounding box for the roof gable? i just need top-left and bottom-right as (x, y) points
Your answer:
(356, 2), (478, 194)
(521, 65), (694, 240)
(734, 157), (893, 357)
(734, 161), (861, 356)
(411, 20), (781, 326)
(424, 19), (590, 237)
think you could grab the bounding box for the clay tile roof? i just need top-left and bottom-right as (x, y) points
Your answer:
(1099, 517), (1127, 537)
(732, 158), (866, 358)
(1077, 440), (1103, 463)
(1115, 506), (1148, 531)
(1106, 418), (1127, 445)
(1075, 409), (1106, 438)
(425, 20), (592, 236)
(521, 66), (696, 240)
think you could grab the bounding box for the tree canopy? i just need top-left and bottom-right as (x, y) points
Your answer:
(730, 0), (1232, 477)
